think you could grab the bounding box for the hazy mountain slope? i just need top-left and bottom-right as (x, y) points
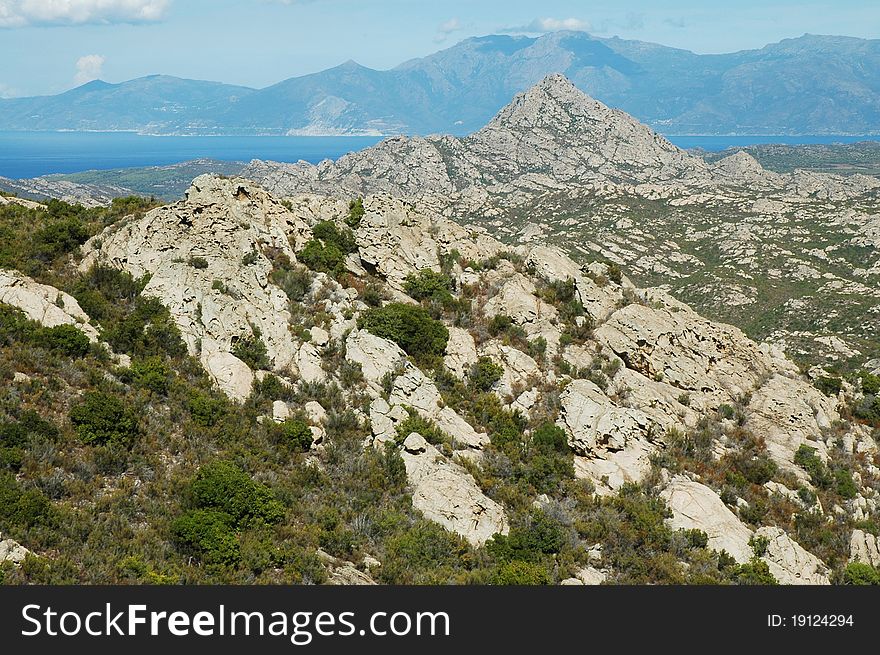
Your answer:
(1, 33), (879, 135)
(0, 76), (255, 133)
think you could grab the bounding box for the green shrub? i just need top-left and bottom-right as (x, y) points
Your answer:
(345, 198), (365, 229)
(469, 356), (504, 392)
(270, 265), (312, 303)
(35, 324), (91, 358)
(188, 256), (209, 269)
(103, 296), (186, 359)
(814, 376), (842, 397)
(188, 392), (227, 427)
(274, 418), (314, 453)
(794, 444), (832, 488)
(607, 263), (623, 284)
(189, 460), (285, 527)
(358, 303), (449, 362)
(404, 270), (454, 305)
(488, 314), (514, 336)
(740, 455), (778, 486)
(125, 357), (173, 395)
(491, 560), (552, 585)
(734, 557), (778, 585)
(859, 372), (880, 396)
(0, 411), (59, 472)
(232, 329), (271, 370)
(395, 413), (449, 447)
(0, 472), (53, 529)
(531, 422), (569, 454)
(172, 509), (240, 566)
(69, 392), (139, 446)
(299, 239), (346, 274)
(487, 511), (566, 563)
(834, 468), (859, 500)
(842, 562), (880, 585)
(298, 221), (358, 275)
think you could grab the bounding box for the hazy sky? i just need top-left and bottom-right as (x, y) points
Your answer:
(1, 0), (878, 97)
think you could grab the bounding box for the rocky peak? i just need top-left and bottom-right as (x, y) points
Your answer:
(481, 73), (615, 134)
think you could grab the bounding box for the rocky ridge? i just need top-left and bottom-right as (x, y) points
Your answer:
(11, 172), (862, 582)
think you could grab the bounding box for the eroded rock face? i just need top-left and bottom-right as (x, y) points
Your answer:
(345, 330), (407, 395)
(356, 195), (502, 289)
(444, 327), (479, 379)
(0, 270), (100, 342)
(755, 526), (830, 585)
(595, 303), (772, 402)
(850, 529), (880, 567)
(83, 175), (313, 400)
(745, 375), (839, 475)
(400, 437), (508, 546)
(561, 379), (659, 493)
(390, 369), (489, 449)
(660, 476), (754, 563)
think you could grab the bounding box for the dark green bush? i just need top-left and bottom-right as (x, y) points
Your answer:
(188, 256), (209, 269)
(298, 221), (358, 275)
(740, 455), (778, 486)
(395, 413), (449, 447)
(345, 198), (365, 229)
(172, 509), (240, 566)
(0, 411), (59, 471)
(487, 511), (566, 563)
(232, 329), (271, 370)
(405, 270), (454, 305)
(274, 418), (314, 453)
(842, 562), (880, 585)
(469, 356), (504, 392)
(103, 296), (186, 359)
(859, 372), (880, 396)
(0, 472), (53, 529)
(358, 303), (449, 362)
(814, 376), (842, 397)
(531, 422), (569, 454)
(189, 460), (285, 527)
(69, 392), (139, 446)
(125, 357), (173, 395)
(834, 468), (859, 500)
(734, 557), (778, 585)
(35, 324), (91, 358)
(491, 560), (552, 585)
(188, 392), (227, 427)
(793, 444), (832, 488)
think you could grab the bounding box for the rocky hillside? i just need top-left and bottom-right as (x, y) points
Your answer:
(244, 75), (880, 369)
(1, 174), (878, 585)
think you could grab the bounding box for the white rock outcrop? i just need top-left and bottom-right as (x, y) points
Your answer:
(400, 435), (508, 546)
(0, 270), (100, 342)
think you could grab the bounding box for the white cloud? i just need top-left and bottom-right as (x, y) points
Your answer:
(0, 0), (170, 28)
(74, 54), (105, 85)
(502, 17), (592, 34)
(434, 17), (462, 43)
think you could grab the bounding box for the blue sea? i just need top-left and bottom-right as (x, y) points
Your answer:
(0, 131), (878, 179)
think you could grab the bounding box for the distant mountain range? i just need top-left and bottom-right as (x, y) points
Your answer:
(2, 32), (879, 136)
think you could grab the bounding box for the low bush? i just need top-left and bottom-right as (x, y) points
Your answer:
(404, 270), (454, 305)
(469, 356), (504, 392)
(842, 562), (880, 585)
(232, 329), (271, 370)
(171, 509), (240, 566)
(69, 392), (139, 446)
(358, 303), (449, 362)
(35, 324), (91, 358)
(189, 460), (285, 527)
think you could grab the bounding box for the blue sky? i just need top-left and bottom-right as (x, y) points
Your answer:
(0, 0), (878, 98)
